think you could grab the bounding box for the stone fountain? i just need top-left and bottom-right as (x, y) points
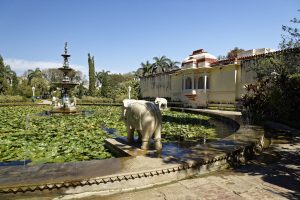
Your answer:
(51, 42), (78, 114)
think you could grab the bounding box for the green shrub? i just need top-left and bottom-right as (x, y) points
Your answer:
(114, 94), (128, 103)
(0, 95), (28, 103)
(242, 73), (300, 128)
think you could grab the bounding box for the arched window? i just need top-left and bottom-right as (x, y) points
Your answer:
(185, 77), (192, 89)
(198, 77), (204, 89)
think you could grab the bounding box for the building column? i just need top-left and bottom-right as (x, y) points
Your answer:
(234, 67), (238, 100)
(192, 73), (195, 89)
(192, 61), (197, 68)
(234, 69), (237, 84)
(183, 75), (185, 91)
(204, 74), (207, 94)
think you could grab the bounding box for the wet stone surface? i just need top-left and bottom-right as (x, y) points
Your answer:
(77, 136), (300, 200)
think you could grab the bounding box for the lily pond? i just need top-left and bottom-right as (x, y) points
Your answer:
(0, 106), (229, 165)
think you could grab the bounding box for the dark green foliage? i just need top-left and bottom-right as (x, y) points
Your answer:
(242, 48), (300, 127)
(95, 71), (139, 101)
(249, 48), (300, 80)
(88, 53), (96, 96)
(242, 73), (300, 127)
(75, 82), (88, 98)
(26, 68), (43, 85)
(11, 74), (18, 95)
(96, 70), (110, 98)
(0, 55), (17, 95)
(242, 12), (300, 127)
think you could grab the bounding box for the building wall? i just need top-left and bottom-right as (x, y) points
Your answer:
(170, 74), (182, 101)
(139, 62), (255, 105)
(140, 74), (172, 99)
(236, 59), (258, 98)
(208, 65), (237, 103)
(139, 48), (297, 107)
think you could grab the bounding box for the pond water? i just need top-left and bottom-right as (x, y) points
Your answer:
(0, 105), (237, 165)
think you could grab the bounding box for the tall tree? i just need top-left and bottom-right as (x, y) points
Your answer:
(0, 55), (17, 94)
(153, 56), (171, 73)
(26, 68), (42, 85)
(166, 60), (180, 71)
(139, 61), (152, 76)
(42, 68), (63, 83)
(279, 10), (300, 49)
(137, 57), (180, 76)
(96, 70), (110, 98)
(243, 10), (300, 126)
(226, 47), (245, 59)
(88, 53), (96, 96)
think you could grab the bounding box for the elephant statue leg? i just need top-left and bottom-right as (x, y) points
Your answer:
(127, 127), (134, 143)
(141, 132), (150, 150)
(154, 124), (162, 151)
(137, 130), (142, 143)
(154, 138), (162, 151)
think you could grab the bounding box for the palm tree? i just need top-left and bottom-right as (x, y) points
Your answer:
(153, 56), (171, 73)
(139, 61), (152, 76)
(134, 68), (144, 79)
(166, 60), (180, 71)
(27, 68), (42, 85)
(96, 70), (110, 85)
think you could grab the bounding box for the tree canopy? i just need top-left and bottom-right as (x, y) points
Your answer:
(0, 55), (17, 95)
(242, 10), (300, 127)
(279, 10), (300, 49)
(226, 47), (245, 59)
(137, 56), (180, 77)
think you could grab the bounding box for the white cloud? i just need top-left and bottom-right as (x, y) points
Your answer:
(5, 58), (87, 77)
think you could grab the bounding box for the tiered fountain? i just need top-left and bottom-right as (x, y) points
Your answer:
(51, 42), (79, 114)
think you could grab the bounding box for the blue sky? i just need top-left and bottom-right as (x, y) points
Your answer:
(0, 0), (299, 76)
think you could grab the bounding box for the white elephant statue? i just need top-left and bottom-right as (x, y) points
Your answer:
(154, 97), (168, 110)
(122, 99), (162, 151)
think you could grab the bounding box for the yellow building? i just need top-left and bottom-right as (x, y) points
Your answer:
(139, 48), (284, 109)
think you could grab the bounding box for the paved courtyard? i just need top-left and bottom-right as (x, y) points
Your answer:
(86, 135), (300, 200)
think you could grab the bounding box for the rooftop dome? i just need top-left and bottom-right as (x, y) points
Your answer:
(182, 49), (217, 68)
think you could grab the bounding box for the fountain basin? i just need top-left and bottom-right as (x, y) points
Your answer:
(0, 107), (272, 199)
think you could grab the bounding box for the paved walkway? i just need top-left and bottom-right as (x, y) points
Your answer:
(38, 100), (52, 105)
(86, 134), (300, 200)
